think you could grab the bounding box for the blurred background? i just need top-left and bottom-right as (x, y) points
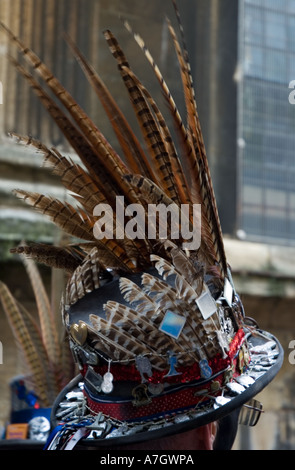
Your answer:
(0, 0), (294, 449)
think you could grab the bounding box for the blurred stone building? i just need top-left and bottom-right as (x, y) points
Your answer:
(0, 0), (295, 449)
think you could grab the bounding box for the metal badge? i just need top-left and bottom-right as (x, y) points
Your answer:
(70, 321), (88, 346)
(101, 360), (114, 394)
(226, 381), (245, 395)
(210, 380), (220, 393)
(148, 382), (164, 395)
(85, 366), (103, 393)
(86, 412), (112, 438)
(28, 416), (50, 441)
(132, 384), (152, 407)
(214, 396), (231, 409)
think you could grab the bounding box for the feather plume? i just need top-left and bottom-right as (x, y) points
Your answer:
(122, 19), (226, 276)
(0, 4), (233, 372)
(0, 274), (74, 405)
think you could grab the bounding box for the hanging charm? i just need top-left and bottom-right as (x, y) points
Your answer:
(101, 361), (114, 394)
(164, 351), (181, 377)
(199, 358), (212, 379)
(135, 355), (153, 383)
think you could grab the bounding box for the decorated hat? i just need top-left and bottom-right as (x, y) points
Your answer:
(2, 1), (283, 450)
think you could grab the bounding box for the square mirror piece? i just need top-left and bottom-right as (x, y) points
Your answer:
(196, 291), (217, 320)
(159, 310), (186, 339)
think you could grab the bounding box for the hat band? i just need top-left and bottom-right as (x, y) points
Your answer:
(82, 328), (246, 385)
(82, 329), (248, 422)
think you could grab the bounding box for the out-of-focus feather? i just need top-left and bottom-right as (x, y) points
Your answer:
(0, 281), (51, 405)
(15, 300), (61, 402)
(20, 254), (60, 366)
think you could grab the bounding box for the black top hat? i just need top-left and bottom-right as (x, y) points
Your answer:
(47, 266), (283, 449)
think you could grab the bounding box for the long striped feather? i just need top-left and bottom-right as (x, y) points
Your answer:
(20, 254), (60, 366)
(120, 61), (192, 206)
(6, 56), (122, 204)
(13, 190), (95, 241)
(10, 243), (83, 273)
(122, 20), (198, 198)
(104, 30), (182, 206)
(167, 19), (227, 277)
(63, 33), (150, 179)
(0, 281), (51, 405)
(1, 23), (143, 209)
(121, 22), (223, 273)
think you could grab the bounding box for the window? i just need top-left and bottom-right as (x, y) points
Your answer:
(238, 0), (295, 244)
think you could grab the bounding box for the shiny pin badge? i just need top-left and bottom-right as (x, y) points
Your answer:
(210, 380), (220, 393)
(70, 321), (88, 346)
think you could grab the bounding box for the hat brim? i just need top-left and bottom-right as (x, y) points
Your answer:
(50, 329), (283, 448)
